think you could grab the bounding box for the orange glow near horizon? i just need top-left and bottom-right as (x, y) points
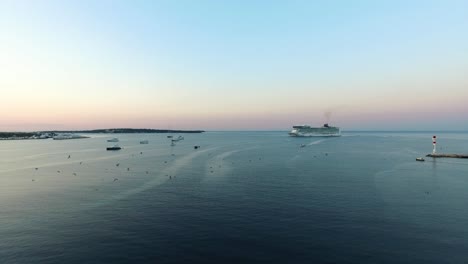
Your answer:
(1, 1), (468, 131)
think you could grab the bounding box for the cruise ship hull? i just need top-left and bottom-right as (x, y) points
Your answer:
(289, 124), (341, 137)
(288, 132), (341, 137)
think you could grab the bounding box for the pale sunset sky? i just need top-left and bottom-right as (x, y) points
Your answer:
(1, 0), (467, 131)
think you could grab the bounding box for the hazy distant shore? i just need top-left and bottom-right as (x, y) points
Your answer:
(0, 132), (46, 140)
(0, 128), (204, 140)
(41, 128), (205, 134)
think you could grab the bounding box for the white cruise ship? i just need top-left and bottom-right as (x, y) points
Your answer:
(289, 124), (341, 137)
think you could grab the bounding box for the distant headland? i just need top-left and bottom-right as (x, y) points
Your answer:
(0, 128), (205, 140)
(42, 128), (205, 134)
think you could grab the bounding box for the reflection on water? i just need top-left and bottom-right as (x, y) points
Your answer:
(1, 132), (468, 263)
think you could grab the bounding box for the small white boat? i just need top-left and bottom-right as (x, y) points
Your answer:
(107, 138), (119, 142)
(416, 157), (425, 161)
(140, 140), (149, 144)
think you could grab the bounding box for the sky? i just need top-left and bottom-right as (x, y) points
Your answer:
(1, 0), (467, 131)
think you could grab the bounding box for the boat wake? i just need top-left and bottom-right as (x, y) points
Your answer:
(87, 147), (218, 209)
(307, 139), (327, 146)
(204, 147), (256, 179)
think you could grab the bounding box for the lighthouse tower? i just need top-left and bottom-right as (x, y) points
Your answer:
(432, 135), (437, 154)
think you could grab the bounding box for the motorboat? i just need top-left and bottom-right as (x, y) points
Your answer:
(107, 145), (122, 151)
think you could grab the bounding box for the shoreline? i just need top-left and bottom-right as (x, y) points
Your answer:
(0, 128), (205, 140)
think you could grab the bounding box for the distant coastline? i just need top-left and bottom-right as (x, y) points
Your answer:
(0, 128), (205, 140)
(42, 128), (205, 134)
(0, 132), (43, 140)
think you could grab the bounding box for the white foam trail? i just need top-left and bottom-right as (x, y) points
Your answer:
(204, 147), (256, 178)
(0, 152), (133, 173)
(88, 147), (218, 208)
(0, 146), (172, 174)
(2, 148), (103, 162)
(307, 139), (326, 146)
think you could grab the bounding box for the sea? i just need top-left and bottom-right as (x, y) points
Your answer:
(1, 131), (467, 264)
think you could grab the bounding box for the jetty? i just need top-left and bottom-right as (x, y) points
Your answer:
(424, 135), (468, 159)
(426, 154), (468, 159)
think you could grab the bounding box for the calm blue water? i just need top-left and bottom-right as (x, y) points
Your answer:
(1, 131), (468, 263)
